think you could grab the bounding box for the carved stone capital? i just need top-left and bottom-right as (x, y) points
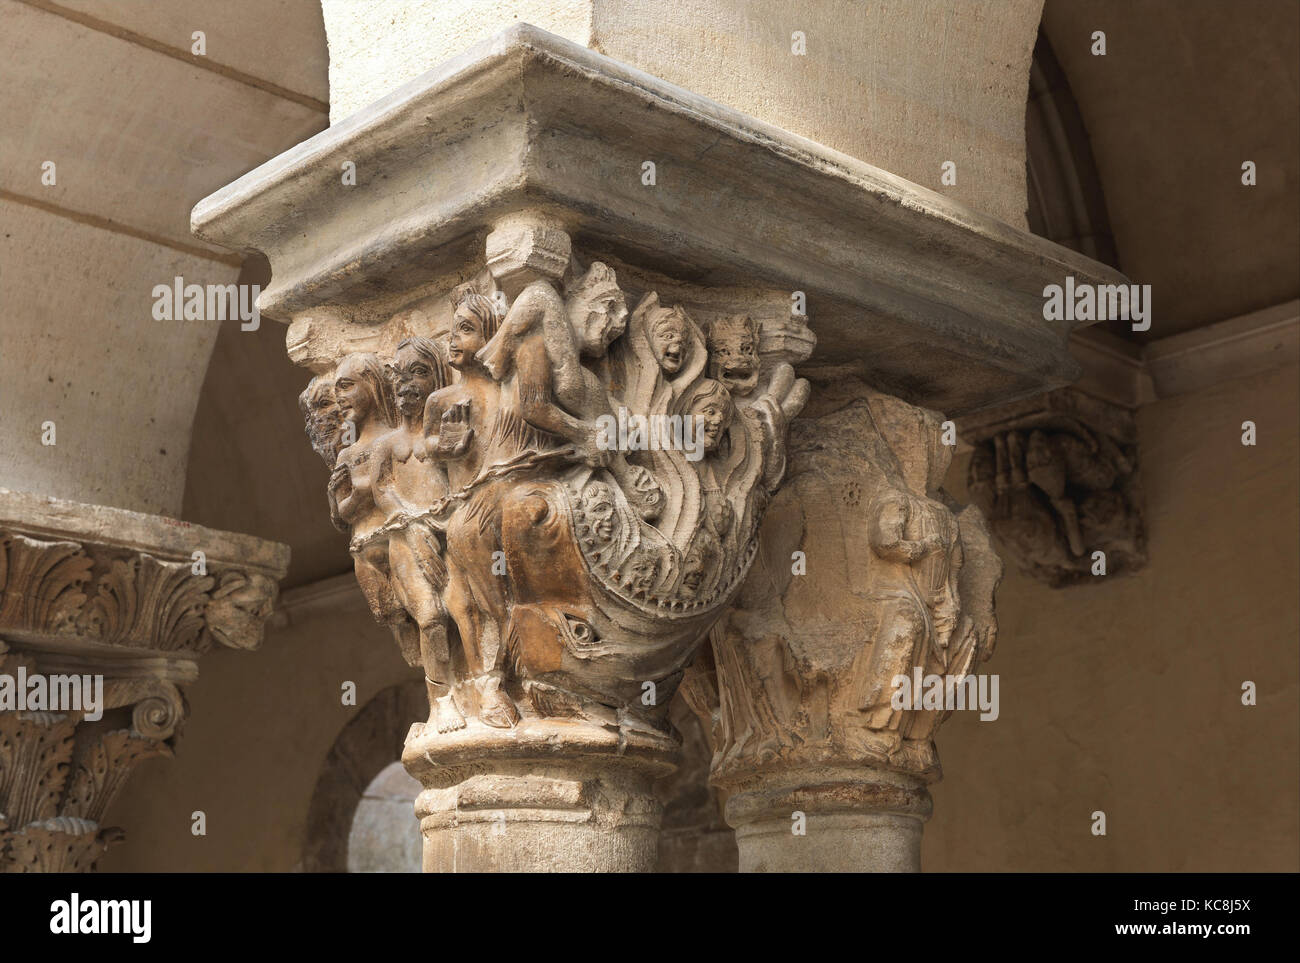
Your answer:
(275, 212), (810, 870)
(959, 388), (1146, 586)
(0, 491), (288, 871)
(683, 378), (1002, 871)
(192, 25), (1113, 872)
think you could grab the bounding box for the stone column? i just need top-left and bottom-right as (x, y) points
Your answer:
(192, 25), (1122, 871)
(0, 490), (287, 872)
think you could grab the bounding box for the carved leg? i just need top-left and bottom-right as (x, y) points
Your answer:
(389, 527), (457, 700)
(859, 600), (926, 730)
(445, 491), (519, 729)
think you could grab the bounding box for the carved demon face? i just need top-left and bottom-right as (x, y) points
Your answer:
(567, 263), (628, 357)
(679, 539), (716, 599)
(625, 553), (659, 597)
(299, 376), (342, 465)
(391, 341), (444, 419)
(707, 316), (760, 396)
(581, 483), (616, 543)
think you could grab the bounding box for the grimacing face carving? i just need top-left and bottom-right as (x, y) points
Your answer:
(679, 541), (714, 598)
(299, 376), (342, 463)
(392, 341), (443, 418)
(581, 483), (616, 542)
(689, 381), (734, 454)
(305, 232), (813, 742)
(626, 554), (659, 595)
(650, 309), (687, 374)
(568, 264), (628, 356)
(707, 316), (761, 396)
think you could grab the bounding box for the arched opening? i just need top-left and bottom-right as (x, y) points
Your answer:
(300, 679), (426, 873)
(347, 761), (422, 873)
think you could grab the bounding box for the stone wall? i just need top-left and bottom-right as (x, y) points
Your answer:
(930, 363), (1300, 871)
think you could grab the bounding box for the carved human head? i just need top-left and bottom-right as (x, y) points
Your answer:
(679, 534), (718, 599)
(448, 290), (500, 369)
(686, 378), (735, 455)
(333, 353), (398, 433)
(624, 552), (659, 596)
(706, 316), (761, 396)
(390, 336), (450, 419)
(298, 375), (343, 465)
(648, 304), (690, 374)
(566, 262), (627, 357)
(580, 482), (616, 543)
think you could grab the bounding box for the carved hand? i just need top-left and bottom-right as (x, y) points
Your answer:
(761, 363), (811, 433)
(436, 400), (474, 458)
(581, 425), (616, 469)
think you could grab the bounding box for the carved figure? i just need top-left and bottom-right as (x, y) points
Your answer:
(298, 375), (343, 466)
(968, 411), (1144, 586)
(308, 230), (812, 736)
(327, 354), (406, 632)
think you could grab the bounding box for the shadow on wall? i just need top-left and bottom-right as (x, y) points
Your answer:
(181, 255), (352, 589)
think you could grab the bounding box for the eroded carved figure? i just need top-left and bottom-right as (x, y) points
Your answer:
(683, 379), (1002, 783)
(966, 401), (1145, 586)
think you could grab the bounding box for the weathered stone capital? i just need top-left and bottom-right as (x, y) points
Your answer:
(959, 387), (1146, 586)
(0, 489), (288, 871)
(191, 24), (1116, 872)
(682, 378), (1003, 871)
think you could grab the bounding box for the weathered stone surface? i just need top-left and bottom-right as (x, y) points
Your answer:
(0, 0), (325, 253)
(193, 23), (1122, 417)
(285, 212), (809, 870)
(0, 204), (229, 517)
(653, 693), (737, 872)
(960, 389), (1146, 586)
(320, 1), (1043, 229)
(57, 0), (329, 106)
(0, 490), (288, 871)
(685, 377), (1002, 871)
(1042, 0), (1300, 336)
(188, 23), (1114, 874)
(0, 0), (327, 520)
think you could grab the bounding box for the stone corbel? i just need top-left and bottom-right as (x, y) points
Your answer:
(959, 388), (1146, 586)
(192, 25), (1122, 872)
(0, 490), (288, 872)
